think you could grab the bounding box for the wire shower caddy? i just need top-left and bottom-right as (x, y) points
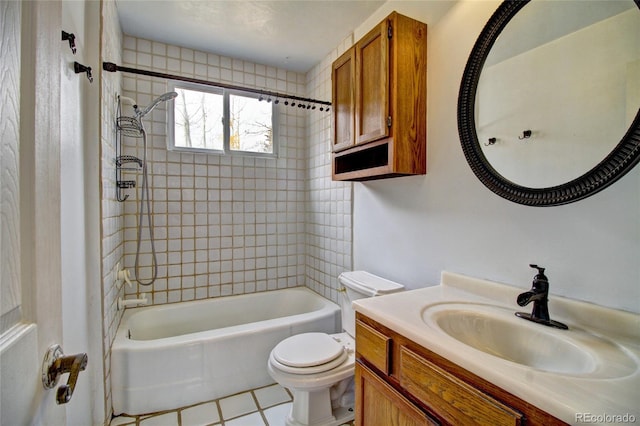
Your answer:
(115, 96), (144, 202)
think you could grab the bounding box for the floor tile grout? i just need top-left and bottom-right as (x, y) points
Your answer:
(111, 383), (293, 426)
(110, 383), (354, 426)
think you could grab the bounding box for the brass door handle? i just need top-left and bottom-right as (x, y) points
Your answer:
(42, 344), (88, 404)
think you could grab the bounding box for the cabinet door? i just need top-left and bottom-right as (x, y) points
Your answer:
(356, 362), (436, 426)
(332, 48), (355, 152)
(355, 20), (390, 145)
(399, 347), (523, 426)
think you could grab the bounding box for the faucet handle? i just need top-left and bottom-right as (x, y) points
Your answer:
(529, 264), (549, 291)
(529, 264), (545, 275)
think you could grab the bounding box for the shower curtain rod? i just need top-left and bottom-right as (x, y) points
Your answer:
(102, 61), (331, 109)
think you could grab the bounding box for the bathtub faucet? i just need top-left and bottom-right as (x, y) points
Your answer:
(118, 293), (148, 310)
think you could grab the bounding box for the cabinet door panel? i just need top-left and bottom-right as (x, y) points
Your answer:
(332, 49), (355, 152)
(355, 21), (389, 145)
(356, 362), (436, 426)
(399, 347), (523, 426)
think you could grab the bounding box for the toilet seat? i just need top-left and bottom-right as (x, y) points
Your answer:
(271, 333), (348, 375)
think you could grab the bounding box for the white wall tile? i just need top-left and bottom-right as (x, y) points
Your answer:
(303, 40), (353, 304)
(117, 36), (308, 305)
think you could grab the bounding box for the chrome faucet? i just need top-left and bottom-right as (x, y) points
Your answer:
(515, 264), (568, 330)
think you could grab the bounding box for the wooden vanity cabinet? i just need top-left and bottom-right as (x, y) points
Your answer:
(331, 12), (427, 181)
(355, 313), (568, 426)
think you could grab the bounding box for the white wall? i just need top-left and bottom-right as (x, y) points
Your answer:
(100, 0), (124, 418)
(60, 1), (104, 424)
(353, 0), (640, 313)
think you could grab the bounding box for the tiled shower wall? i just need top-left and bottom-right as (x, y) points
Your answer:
(304, 37), (354, 304)
(119, 36), (309, 304)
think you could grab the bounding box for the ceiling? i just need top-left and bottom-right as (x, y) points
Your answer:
(115, 0), (386, 73)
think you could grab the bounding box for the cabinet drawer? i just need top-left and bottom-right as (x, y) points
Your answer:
(399, 347), (523, 426)
(355, 320), (392, 374)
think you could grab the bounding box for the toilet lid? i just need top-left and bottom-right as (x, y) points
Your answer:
(339, 271), (404, 296)
(273, 333), (345, 368)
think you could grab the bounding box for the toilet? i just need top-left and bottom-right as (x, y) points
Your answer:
(267, 271), (405, 426)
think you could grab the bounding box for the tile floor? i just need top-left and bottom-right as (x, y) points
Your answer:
(109, 383), (355, 426)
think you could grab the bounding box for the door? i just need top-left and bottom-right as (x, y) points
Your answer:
(1, 1), (91, 424)
(332, 48), (355, 152)
(60, 0), (103, 424)
(355, 20), (390, 145)
(355, 362), (436, 426)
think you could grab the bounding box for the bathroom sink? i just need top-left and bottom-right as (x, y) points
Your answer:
(421, 303), (637, 378)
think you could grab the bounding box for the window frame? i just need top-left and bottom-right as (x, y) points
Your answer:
(167, 80), (279, 158)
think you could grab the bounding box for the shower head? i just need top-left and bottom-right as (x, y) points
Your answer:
(158, 91), (179, 102)
(135, 91), (178, 118)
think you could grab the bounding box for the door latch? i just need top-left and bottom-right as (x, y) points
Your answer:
(42, 344), (88, 404)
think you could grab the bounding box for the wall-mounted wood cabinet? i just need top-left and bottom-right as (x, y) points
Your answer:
(332, 12), (427, 181)
(355, 313), (568, 426)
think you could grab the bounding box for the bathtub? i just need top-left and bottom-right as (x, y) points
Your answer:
(111, 287), (341, 415)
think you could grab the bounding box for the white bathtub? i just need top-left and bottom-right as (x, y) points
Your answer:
(111, 287), (341, 415)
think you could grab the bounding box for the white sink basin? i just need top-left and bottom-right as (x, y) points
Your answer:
(422, 303), (637, 378)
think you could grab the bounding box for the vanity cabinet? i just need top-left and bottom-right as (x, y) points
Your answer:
(331, 12), (427, 181)
(355, 313), (568, 426)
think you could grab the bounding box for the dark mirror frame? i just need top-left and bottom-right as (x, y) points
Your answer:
(458, 0), (640, 206)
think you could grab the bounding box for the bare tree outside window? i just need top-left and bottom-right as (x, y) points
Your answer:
(169, 81), (276, 157)
(174, 88), (224, 150)
(229, 94), (273, 153)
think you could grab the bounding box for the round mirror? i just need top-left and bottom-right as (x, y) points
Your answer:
(458, 0), (640, 206)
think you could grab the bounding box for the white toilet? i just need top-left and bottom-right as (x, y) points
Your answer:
(267, 271), (405, 426)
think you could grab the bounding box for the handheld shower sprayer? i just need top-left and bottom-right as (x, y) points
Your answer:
(134, 91), (178, 118)
(123, 90), (177, 287)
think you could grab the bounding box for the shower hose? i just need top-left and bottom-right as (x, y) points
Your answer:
(134, 125), (158, 286)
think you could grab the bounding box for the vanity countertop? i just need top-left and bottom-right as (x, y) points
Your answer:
(352, 271), (640, 425)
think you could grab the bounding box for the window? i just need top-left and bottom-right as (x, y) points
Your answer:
(168, 81), (277, 157)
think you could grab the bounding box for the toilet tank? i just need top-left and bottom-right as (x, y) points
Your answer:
(339, 271), (404, 337)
